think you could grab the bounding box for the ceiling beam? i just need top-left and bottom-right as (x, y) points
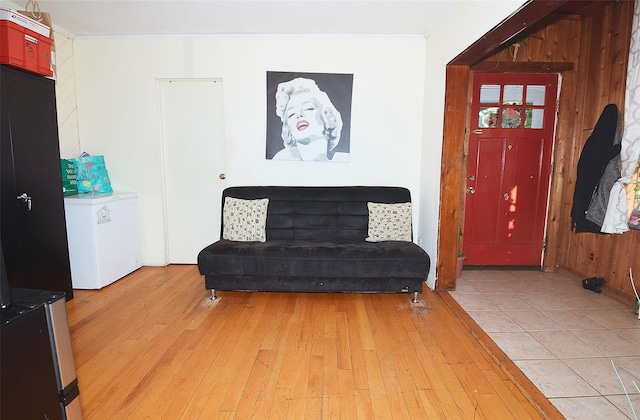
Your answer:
(471, 61), (574, 73)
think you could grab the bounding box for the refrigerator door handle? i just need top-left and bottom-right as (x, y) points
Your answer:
(17, 192), (32, 211)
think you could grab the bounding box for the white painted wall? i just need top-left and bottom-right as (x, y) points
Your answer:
(73, 35), (428, 267)
(52, 31), (81, 158)
(67, 1), (527, 287)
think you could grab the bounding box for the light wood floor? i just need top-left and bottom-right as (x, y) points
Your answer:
(66, 265), (563, 419)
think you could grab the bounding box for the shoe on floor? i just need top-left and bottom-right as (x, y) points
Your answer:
(582, 277), (606, 293)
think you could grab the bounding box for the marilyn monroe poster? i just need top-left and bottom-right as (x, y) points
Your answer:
(266, 71), (353, 162)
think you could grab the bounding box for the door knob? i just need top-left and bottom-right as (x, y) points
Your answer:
(17, 192), (32, 211)
(219, 173), (226, 180)
(504, 193), (509, 201)
(466, 187), (475, 194)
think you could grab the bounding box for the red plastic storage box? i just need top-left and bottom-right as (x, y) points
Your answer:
(0, 8), (52, 77)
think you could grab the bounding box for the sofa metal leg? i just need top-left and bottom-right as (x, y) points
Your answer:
(210, 289), (217, 300)
(412, 292), (419, 303)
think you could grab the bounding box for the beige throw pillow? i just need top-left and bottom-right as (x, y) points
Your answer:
(223, 197), (269, 242)
(366, 202), (412, 242)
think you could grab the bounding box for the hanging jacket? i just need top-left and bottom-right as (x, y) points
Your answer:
(585, 107), (622, 228)
(571, 104), (622, 233)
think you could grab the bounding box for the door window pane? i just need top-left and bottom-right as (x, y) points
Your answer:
(502, 107), (521, 128)
(479, 107), (499, 128)
(528, 109), (544, 128)
(503, 85), (523, 105)
(526, 85), (546, 105)
(478, 82), (548, 129)
(480, 85), (500, 104)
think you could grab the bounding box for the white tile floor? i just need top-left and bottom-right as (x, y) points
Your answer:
(449, 269), (640, 419)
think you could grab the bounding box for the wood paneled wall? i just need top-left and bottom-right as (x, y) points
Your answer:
(441, 0), (638, 305)
(553, 2), (638, 306)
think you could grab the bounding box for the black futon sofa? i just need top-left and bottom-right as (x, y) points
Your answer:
(197, 186), (431, 302)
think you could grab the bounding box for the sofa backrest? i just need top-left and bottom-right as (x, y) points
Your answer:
(221, 186), (412, 242)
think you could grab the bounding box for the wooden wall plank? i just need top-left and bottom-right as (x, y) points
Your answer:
(543, 17), (582, 271)
(564, 12), (595, 274)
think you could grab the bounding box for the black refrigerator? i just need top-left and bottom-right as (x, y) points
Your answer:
(0, 64), (73, 298)
(1, 288), (82, 419)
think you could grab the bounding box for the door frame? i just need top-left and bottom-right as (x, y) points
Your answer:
(438, 64), (570, 290)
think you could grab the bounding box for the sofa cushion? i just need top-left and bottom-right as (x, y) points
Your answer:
(198, 239), (430, 278)
(222, 197), (269, 242)
(365, 202), (412, 242)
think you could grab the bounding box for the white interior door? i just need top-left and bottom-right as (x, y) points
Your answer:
(159, 79), (226, 263)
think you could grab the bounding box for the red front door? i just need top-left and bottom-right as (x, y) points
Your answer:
(463, 73), (558, 266)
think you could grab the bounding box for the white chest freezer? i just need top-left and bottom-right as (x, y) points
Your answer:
(64, 191), (142, 289)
